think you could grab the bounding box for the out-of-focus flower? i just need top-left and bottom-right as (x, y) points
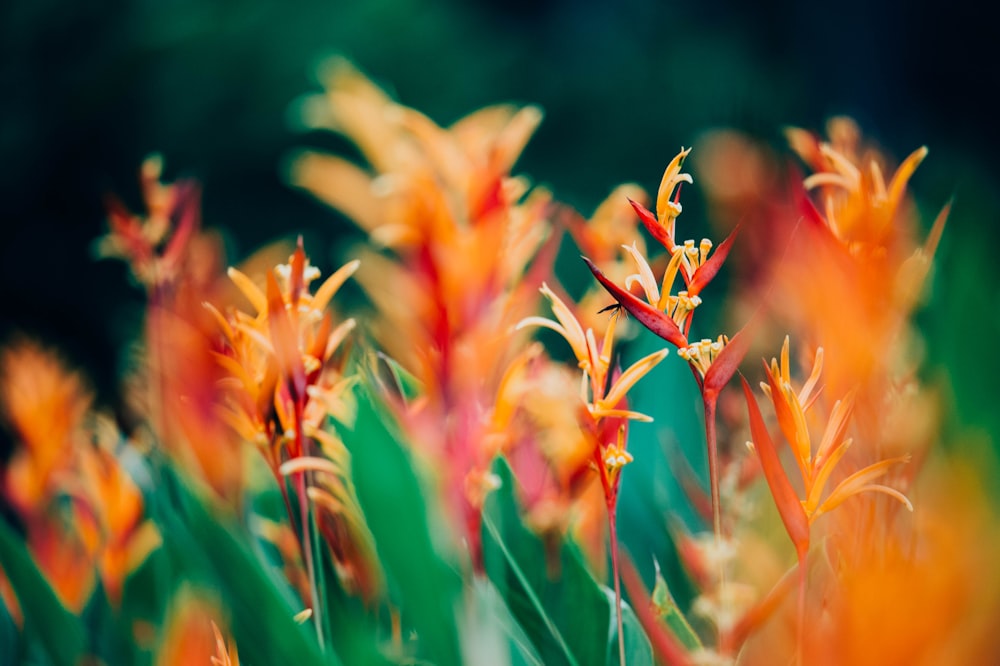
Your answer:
(291, 60), (555, 559)
(209, 240), (358, 475)
(102, 158), (244, 500)
(737, 455), (1000, 666)
(1, 340), (91, 514)
(209, 239), (368, 616)
(741, 337), (912, 557)
(210, 621), (240, 666)
(0, 342), (158, 610)
(778, 119), (948, 400)
(156, 589), (233, 666)
(788, 117), (927, 251)
(96, 155), (200, 293)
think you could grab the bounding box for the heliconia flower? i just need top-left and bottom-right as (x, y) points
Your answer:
(0, 340), (92, 514)
(787, 117), (929, 249)
(516, 283), (667, 424)
(743, 337), (913, 541)
(741, 375), (810, 560)
(290, 60), (559, 563)
(0, 342), (159, 610)
(209, 239), (359, 469)
(585, 149), (743, 364)
(96, 155), (200, 292)
(155, 590), (229, 666)
(75, 444), (162, 605)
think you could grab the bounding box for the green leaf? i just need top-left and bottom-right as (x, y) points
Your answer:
(373, 351), (424, 403)
(338, 386), (462, 665)
(604, 589), (654, 666)
(0, 519), (87, 665)
(152, 465), (328, 666)
(650, 559), (702, 651)
(317, 544), (392, 666)
(482, 457), (610, 666)
(466, 577), (545, 666)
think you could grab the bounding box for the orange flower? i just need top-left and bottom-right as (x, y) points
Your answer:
(776, 118), (948, 399)
(584, 148), (741, 355)
(517, 283), (667, 425)
(291, 60), (556, 560)
(156, 589), (233, 666)
(209, 239), (358, 471)
(741, 337), (913, 558)
(0, 340), (91, 514)
(788, 117), (927, 250)
(75, 443), (161, 605)
(96, 155), (200, 292)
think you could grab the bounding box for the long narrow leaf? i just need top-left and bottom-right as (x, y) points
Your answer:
(0, 520), (87, 665)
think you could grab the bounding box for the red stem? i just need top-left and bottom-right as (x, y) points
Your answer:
(703, 393), (730, 654)
(796, 553), (807, 666)
(609, 505), (626, 666)
(702, 394), (722, 541)
(593, 446), (626, 665)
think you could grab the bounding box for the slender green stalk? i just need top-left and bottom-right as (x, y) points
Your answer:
(294, 402), (324, 651)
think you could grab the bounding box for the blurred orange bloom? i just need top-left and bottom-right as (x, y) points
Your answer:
(292, 60), (555, 558)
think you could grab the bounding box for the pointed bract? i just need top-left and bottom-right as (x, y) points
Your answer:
(741, 376), (810, 559)
(583, 256), (687, 348)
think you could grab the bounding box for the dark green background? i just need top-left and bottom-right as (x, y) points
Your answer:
(2, 0), (998, 451)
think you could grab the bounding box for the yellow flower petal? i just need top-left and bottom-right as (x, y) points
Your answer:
(227, 267), (267, 316)
(599, 348), (669, 411)
(814, 455), (911, 518)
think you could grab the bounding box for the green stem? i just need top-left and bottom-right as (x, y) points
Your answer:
(294, 403), (324, 651)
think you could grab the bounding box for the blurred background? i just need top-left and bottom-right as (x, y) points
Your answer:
(2, 0), (998, 459)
